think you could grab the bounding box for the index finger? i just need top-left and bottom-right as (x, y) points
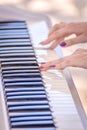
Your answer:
(41, 32), (57, 45)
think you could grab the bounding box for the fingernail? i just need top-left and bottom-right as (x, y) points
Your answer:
(40, 41), (44, 44)
(40, 62), (46, 64)
(60, 42), (67, 47)
(40, 42), (43, 44)
(50, 65), (56, 68)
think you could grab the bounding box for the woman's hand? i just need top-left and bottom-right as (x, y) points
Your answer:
(41, 22), (87, 49)
(40, 49), (87, 70)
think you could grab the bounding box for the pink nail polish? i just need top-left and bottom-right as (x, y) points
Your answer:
(50, 65), (56, 68)
(60, 42), (67, 47)
(40, 62), (46, 64)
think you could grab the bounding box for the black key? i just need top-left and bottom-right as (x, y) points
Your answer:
(4, 81), (43, 88)
(0, 34), (29, 39)
(1, 61), (37, 68)
(4, 77), (42, 83)
(1, 57), (36, 62)
(0, 21), (25, 26)
(2, 65), (38, 69)
(6, 87), (45, 93)
(0, 44), (32, 49)
(0, 21), (25, 23)
(0, 46), (33, 52)
(0, 29), (27, 35)
(8, 100), (48, 106)
(7, 95), (47, 101)
(10, 115), (52, 122)
(2, 67), (39, 74)
(2, 69), (40, 74)
(3, 75), (41, 79)
(3, 72), (41, 78)
(0, 26), (26, 30)
(0, 49), (34, 54)
(11, 120), (54, 128)
(2, 64), (38, 68)
(0, 53), (35, 58)
(0, 52), (34, 56)
(6, 91), (45, 96)
(0, 39), (30, 43)
(0, 42), (32, 47)
(9, 111), (51, 117)
(8, 104), (49, 111)
(0, 23), (26, 29)
(2, 60), (37, 65)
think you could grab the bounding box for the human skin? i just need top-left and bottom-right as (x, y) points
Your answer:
(40, 22), (87, 70)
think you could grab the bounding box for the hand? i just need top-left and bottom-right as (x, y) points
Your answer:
(41, 22), (87, 49)
(40, 49), (87, 70)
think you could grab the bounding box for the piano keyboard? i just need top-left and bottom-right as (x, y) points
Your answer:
(0, 21), (55, 130)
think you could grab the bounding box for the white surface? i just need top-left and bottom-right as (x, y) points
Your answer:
(29, 21), (49, 47)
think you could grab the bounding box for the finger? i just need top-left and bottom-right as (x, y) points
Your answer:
(40, 60), (58, 71)
(54, 56), (72, 69)
(41, 30), (64, 46)
(48, 24), (59, 37)
(73, 48), (87, 55)
(48, 38), (63, 49)
(61, 34), (87, 47)
(48, 22), (66, 36)
(55, 53), (86, 69)
(41, 25), (75, 46)
(40, 64), (56, 71)
(41, 49), (87, 70)
(40, 56), (72, 70)
(41, 32), (58, 45)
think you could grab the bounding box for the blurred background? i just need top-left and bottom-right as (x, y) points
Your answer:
(0, 0), (87, 24)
